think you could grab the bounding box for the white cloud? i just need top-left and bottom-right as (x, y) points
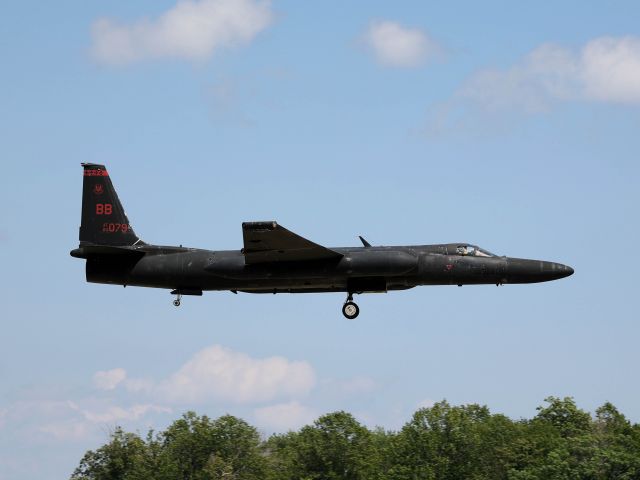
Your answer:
(80, 404), (171, 424)
(3, 397), (171, 442)
(1, 343), (316, 463)
(34, 403), (171, 441)
(39, 420), (90, 441)
(157, 345), (316, 404)
(581, 36), (640, 103)
(460, 36), (640, 111)
(91, 0), (273, 65)
(254, 401), (317, 431)
(362, 21), (439, 68)
(5, 400), (78, 421)
(93, 368), (127, 390)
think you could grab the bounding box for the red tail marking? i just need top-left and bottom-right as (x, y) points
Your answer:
(84, 169), (109, 177)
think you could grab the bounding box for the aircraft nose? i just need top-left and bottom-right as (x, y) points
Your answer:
(544, 262), (574, 279)
(506, 258), (574, 283)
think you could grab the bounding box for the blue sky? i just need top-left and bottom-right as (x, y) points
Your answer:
(2, 0), (640, 478)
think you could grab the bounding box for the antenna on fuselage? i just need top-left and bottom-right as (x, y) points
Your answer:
(358, 236), (372, 248)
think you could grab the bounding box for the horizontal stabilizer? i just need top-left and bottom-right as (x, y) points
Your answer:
(70, 245), (146, 259)
(242, 221), (343, 264)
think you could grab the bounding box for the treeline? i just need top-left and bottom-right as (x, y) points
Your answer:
(71, 397), (640, 480)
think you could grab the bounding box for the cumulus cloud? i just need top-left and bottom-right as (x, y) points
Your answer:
(362, 20), (440, 68)
(91, 0), (273, 65)
(39, 420), (89, 441)
(3, 400), (86, 440)
(92, 345), (316, 405)
(80, 404), (171, 424)
(2, 343), (317, 463)
(3, 398), (172, 444)
(460, 36), (640, 112)
(157, 345), (316, 404)
(581, 36), (640, 103)
(36, 404), (170, 440)
(254, 401), (317, 431)
(93, 368), (127, 390)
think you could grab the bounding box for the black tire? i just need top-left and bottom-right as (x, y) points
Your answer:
(342, 301), (359, 319)
(173, 299), (181, 307)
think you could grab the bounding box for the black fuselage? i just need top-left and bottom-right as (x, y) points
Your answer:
(72, 243), (574, 295)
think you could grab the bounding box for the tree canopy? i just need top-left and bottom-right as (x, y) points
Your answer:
(71, 397), (640, 480)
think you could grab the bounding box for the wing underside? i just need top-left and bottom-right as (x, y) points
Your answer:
(242, 221), (343, 264)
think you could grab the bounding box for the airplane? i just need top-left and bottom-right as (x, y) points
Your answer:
(71, 163), (574, 319)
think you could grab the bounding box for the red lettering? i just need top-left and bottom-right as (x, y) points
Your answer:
(84, 169), (109, 177)
(102, 223), (130, 233)
(96, 203), (112, 215)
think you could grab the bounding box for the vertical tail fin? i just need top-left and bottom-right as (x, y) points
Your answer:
(79, 163), (142, 246)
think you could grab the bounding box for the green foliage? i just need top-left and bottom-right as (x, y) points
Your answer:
(72, 413), (267, 480)
(71, 428), (148, 480)
(534, 396), (592, 438)
(388, 401), (521, 480)
(155, 412), (267, 480)
(71, 400), (640, 480)
(265, 411), (382, 480)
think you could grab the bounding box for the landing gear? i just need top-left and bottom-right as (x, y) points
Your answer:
(343, 302), (359, 319)
(169, 288), (202, 307)
(342, 293), (359, 319)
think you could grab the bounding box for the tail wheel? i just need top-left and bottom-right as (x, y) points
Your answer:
(342, 301), (359, 319)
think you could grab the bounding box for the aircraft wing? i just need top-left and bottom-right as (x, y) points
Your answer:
(242, 221), (343, 264)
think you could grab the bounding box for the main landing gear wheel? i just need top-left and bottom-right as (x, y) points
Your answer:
(342, 301), (359, 319)
(342, 293), (359, 319)
(342, 293), (360, 320)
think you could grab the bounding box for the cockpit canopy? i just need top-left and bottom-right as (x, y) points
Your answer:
(455, 244), (496, 257)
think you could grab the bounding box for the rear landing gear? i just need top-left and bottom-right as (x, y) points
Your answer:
(170, 288), (202, 307)
(342, 293), (359, 319)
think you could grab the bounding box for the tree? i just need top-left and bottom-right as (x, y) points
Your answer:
(157, 412), (267, 480)
(70, 400), (640, 480)
(71, 428), (148, 480)
(534, 397), (592, 438)
(589, 402), (640, 479)
(266, 411), (380, 480)
(388, 400), (519, 480)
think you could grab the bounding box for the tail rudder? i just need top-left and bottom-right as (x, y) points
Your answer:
(79, 163), (142, 246)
